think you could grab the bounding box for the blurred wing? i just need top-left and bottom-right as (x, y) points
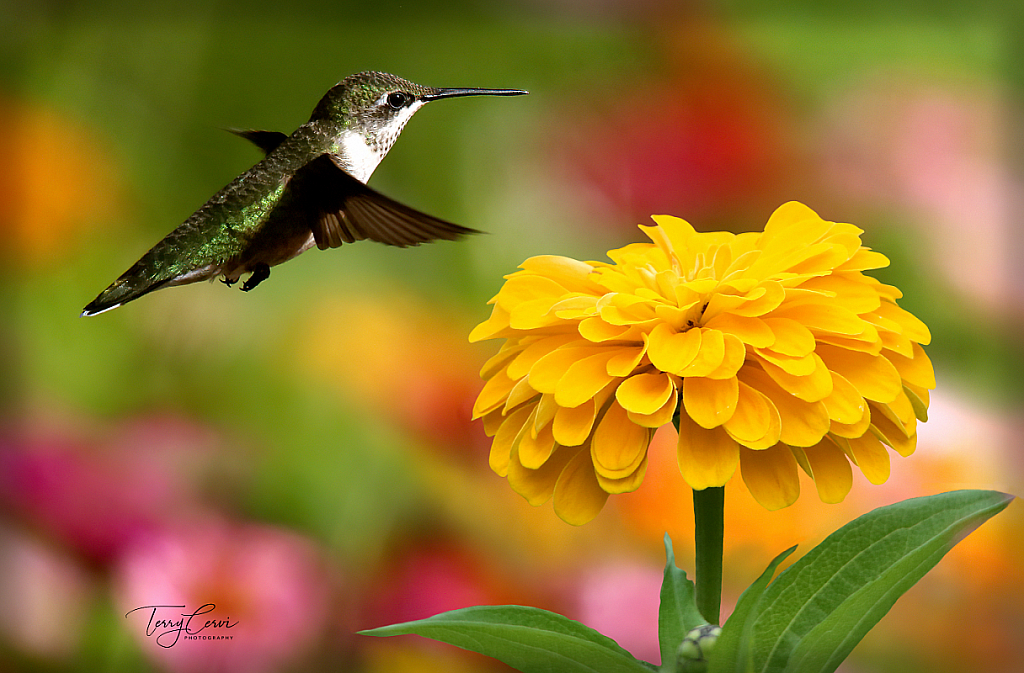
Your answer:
(286, 154), (481, 250)
(228, 129), (289, 154)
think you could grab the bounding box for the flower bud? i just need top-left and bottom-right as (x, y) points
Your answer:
(676, 623), (721, 672)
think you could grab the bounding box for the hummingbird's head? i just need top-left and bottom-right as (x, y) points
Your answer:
(308, 72), (527, 180)
(309, 72), (432, 155)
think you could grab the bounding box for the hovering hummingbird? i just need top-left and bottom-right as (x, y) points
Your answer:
(81, 71), (527, 316)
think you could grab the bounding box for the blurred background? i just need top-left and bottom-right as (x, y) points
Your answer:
(1, 1), (1022, 671)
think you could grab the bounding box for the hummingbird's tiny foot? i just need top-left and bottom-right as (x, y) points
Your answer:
(241, 264), (270, 292)
(220, 276), (239, 287)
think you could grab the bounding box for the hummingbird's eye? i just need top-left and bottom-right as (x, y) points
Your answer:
(387, 92), (411, 109)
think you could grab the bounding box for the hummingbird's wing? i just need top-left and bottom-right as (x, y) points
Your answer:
(287, 154), (481, 250)
(228, 129), (289, 154)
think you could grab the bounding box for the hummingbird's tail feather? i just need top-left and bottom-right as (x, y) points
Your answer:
(80, 250), (220, 317)
(81, 272), (174, 317)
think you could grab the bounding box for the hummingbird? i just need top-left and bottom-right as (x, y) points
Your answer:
(81, 71), (527, 316)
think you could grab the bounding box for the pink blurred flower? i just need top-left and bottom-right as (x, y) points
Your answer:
(364, 539), (505, 628)
(115, 519), (331, 673)
(573, 562), (662, 664)
(818, 79), (1015, 314)
(360, 537), (541, 673)
(0, 524), (93, 661)
(0, 414), (221, 565)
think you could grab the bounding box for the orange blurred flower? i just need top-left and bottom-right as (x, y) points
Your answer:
(294, 293), (484, 453)
(0, 99), (120, 265)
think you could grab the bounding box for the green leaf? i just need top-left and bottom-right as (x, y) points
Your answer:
(744, 490), (1012, 673)
(360, 605), (656, 673)
(658, 534), (706, 669)
(708, 546), (796, 673)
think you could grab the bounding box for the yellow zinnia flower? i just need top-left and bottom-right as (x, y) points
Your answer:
(470, 202), (935, 525)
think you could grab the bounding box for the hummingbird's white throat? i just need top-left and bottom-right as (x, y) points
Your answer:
(337, 131), (379, 183)
(337, 97), (426, 183)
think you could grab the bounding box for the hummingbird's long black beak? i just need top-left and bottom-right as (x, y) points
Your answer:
(422, 87), (528, 101)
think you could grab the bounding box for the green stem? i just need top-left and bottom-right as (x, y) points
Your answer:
(673, 405), (725, 625)
(692, 485), (724, 625)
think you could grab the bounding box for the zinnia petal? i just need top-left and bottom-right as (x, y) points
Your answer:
(726, 281), (786, 317)
(507, 333), (580, 380)
(683, 375), (738, 429)
(480, 342), (523, 379)
(740, 444), (800, 510)
(755, 349), (818, 377)
(507, 443), (576, 506)
(647, 323), (701, 374)
(870, 404), (917, 457)
(503, 375), (540, 413)
(591, 400), (651, 479)
(878, 329), (914, 358)
(799, 273), (882, 314)
(707, 333), (746, 380)
(821, 371), (866, 425)
(845, 433), (891, 484)
(765, 200), (826, 231)
(627, 386), (679, 428)
(616, 372), (675, 416)
(800, 440), (853, 504)
(552, 398), (597, 447)
(469, 303), (512, 342)
(606, 342), (647, 376)
(472, 364), (518, 419)
(677, 412), (739, 489)
(518, 420), (556, 470)
(885, 342), (936, 390)
(679, 328), (726, 377)
(762, 317), (815, 357)
(534, 393), (559, 434)
(816, 344), (902, 404)
(704, 312), (775, 348)
(554, 350), (618, 408)
(723, 380), (781, 449)
(519, 255), (601, 291)
(742, 367), (830, 447)
(528, 344), (606, 394)
(875, 300), (931, 345)
(829, 402), (873, 439)
(481, 408), (504, 437)
(757, 351), (833, 403)
(598, 293), (659, 325)
(836, 247), (890, 272)
(904, 383), (929, 422)
(553, 446), (610, 525)
(579, 316), (633, 342)
(490, 405), (533, 476)
(769, 301), (867, 336)
(595, 453), (649, 494)
(495, 274), (568, 313)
